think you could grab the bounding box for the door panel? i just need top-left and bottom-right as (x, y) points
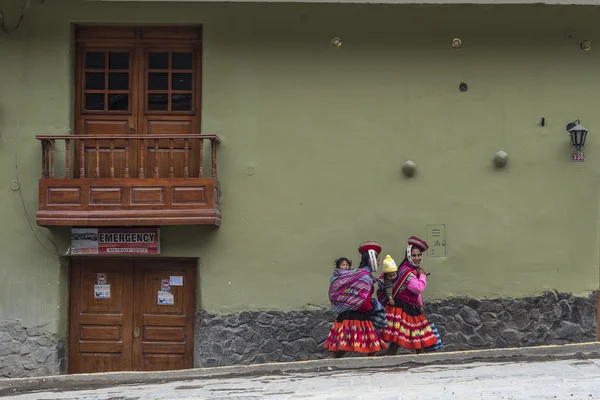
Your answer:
(68, 259), (133, 374)
(139, 48), (201, 178)
(75, 47), (138, 178)
(69, 258), (196, 374)
(133, 259), (196, 371)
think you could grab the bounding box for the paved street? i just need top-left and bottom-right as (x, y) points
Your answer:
(9, 358), (600, 400)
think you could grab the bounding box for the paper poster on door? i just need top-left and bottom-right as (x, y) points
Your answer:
(94, 284), (110, 299)
(158, 290), (174, 305)
(169, 276), (183, 286)
(160, 279), (171, 292)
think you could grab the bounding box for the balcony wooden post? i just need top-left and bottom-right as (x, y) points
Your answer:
(41, 140), (47, 179)
(50, 139), (55, 179)
(65, 139), (70, 179)
(169, 139), (174, 178)
(80, 140), (85, 178)
(139, 139), (145, 179)
(154, 139), (159, 178)
(95, 140), (100, 178)
(199, 138), (204, 178)
(184, 139), (189, 178)
(124, 139), (129, 178)
(211, 139), (217, 178)
(110, 139), (115, 178)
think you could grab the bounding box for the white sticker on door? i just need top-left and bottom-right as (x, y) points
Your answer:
(158, 291), (174, 305)
(94, 284), (111, 299)
(169, 276), (183, 286)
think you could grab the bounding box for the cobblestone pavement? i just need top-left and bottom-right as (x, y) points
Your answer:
(10, 358), (600, 400)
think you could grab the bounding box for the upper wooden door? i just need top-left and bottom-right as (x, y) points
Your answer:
(75, 47), (138, 178)
(69, 258), (196, 374)
(74, 26), (202, 180)
(139, 47), (201, 179)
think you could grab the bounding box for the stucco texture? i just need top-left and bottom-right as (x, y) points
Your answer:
(0, 1), (599, 335)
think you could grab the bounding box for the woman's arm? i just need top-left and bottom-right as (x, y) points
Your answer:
(406, 273), (427, 295)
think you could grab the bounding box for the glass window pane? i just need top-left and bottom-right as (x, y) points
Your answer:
(109, 73), (129, 90)
(148, 52), (169, 69)
(172, 52), (193, 70)
(109, 52), (129, 70)
(172, 73), (192, 91)
(148, 73), (168, 90)
(108, 94), (129, 111)
(85, 94), (104, 111)
(172, 94), (192, 111)
(85, 72), (105, 90)
(85, 52), (105, 69)
(148, 94), (168, 111)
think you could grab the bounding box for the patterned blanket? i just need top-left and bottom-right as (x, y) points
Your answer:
(329, 268), (373, 313)
(376, 262), (414, 305)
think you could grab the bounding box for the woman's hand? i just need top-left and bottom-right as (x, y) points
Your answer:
(417, 267), (427, 276)
(387, 296), (395, 306)
(419, 305), (424, 315)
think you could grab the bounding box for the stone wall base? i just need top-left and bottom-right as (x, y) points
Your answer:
(195, 291), (598, 367)
(0, 320), (65, 378)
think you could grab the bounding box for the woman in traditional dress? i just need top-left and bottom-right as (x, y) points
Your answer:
(324, 241), (388, 358)
(379, 236), (438, 355)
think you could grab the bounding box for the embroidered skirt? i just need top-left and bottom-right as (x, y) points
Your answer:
(324, 310), (388, 353)
(381, 300), (438, 349)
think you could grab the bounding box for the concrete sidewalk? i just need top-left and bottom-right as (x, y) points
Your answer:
(1, 342), (599, 397)
(11, 358), (600, 400)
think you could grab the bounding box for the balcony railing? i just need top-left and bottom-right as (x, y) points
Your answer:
(36, 134), (222, 227)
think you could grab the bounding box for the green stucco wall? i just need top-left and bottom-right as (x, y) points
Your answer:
(1, 0), (599, 336)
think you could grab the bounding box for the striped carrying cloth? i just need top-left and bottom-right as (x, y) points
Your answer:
(329, 268), (373, 313)
(424, 322), (444, 352)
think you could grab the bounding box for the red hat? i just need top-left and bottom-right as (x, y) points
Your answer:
(358, 241), (382, 255)
(408, 236), (429, 252)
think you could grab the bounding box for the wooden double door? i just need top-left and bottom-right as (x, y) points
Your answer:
(68, 258), (196, 374)
(75, 25), (202, 179)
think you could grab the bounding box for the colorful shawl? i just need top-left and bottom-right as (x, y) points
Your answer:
(376, 261), (415, 305)
(329, 267), (374, 313)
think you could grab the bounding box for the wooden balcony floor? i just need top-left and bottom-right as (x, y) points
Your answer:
(37, 178), (221, 226)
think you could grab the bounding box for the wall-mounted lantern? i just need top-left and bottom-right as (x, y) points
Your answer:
(566, 119), (588, 162)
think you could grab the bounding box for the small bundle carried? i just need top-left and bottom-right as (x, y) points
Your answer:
(328, 268), (373, 313)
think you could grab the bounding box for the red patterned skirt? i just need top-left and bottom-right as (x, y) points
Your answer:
(324, 310), (388, 354)
(381, 300), (438, 349)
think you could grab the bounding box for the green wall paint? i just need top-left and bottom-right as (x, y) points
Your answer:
(1, 1), (599, 335)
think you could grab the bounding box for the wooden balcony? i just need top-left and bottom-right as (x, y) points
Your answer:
(36, 134), (221, 227)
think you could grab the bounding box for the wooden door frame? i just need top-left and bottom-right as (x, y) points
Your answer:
(66, 256), (198, 373)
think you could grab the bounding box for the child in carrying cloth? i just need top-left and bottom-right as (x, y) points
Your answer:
(334, 257), (352, 271)
(382, 255), (398, 306)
